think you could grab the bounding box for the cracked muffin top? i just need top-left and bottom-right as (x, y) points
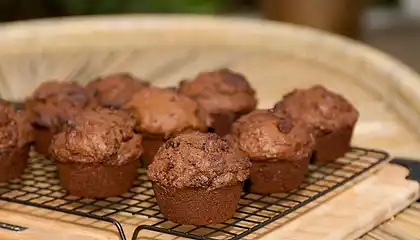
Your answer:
(273, 85), (358, 135)
(227, 109), (314, 161)
(148, 131), (251, 190)
(178, 68), (257, 114)
(124, 86), (212, 138)
(0, 100), (33, 150)
(26, 81), (97, 132)
(85, 72), (150, 108)
(50, 108), (143, 166)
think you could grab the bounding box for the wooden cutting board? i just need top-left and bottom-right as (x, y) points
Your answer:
(0, 15), (419, 240)
(0, 163), (418, 240)
(361, 201), (420, 240)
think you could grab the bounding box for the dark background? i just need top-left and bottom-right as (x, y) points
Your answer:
(0, 0), (396, 22)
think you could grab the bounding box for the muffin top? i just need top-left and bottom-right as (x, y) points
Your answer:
(178, 68), (257, 114)
(50, 108), (143, 166)
(26, 81), (96, 132)
(274, 85), (359, 134)
(0, 100), (33, 149)
(124, 86), (211, 138)
(85, 72), (150, 108)
(227, 109), (314, 161)
(148, 132), (251, 190)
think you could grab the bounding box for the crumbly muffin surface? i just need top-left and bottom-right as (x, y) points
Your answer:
(50, 108), (142, 166)
(148, 132), (251, 190)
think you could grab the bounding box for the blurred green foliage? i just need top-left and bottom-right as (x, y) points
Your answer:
(59, 0), (229, 15)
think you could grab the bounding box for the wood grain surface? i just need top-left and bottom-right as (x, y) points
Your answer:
(360, 201), (420, 240)
(0, 163), (417, 240)
(0, 15), (418, 239)
(263, 164), (419, 240)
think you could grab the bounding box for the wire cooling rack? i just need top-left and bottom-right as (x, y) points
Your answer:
(0, 147), (388, 240)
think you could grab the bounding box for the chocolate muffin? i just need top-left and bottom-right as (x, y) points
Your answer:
(50, 108), (143, 198)
(0, 100), (33, 182)
(124, 86), (211, 166)
(178, 68), (257, 136)
(25, 81), (96, 155)
(274, 85), (359, 163)
(227, 109), (314, 193)
(148, 131), (251, 225)
(85, 72), (150, 108)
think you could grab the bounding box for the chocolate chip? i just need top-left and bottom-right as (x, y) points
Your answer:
(200, 142), (206, 150)
(168, 159), (174, 168)
(277, 117), (293, 134)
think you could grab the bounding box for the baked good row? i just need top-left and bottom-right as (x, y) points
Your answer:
(0, 69), (358, 225)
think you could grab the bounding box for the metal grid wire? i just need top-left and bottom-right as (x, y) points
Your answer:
(0, 147), (388, 240)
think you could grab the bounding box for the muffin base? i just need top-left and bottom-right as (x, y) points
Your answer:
(141, 136), (164, 167)
(58, 160), (139, 198)
(0, 145), (30, 182)
(313, 127), (353, 163)
(249, 157), (309, 194)
(153, 183), (242, 225)
(209, 112), (236, 137)
(34, 127), (54, 156)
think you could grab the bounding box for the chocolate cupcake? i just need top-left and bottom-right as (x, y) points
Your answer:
(85, 72), (150, 108)
(25, 81), (96, 155)
(178, 68), (257, 136)
(50, 108), (143, 198)
(0, 100), (33, 182)
(148, 132), (251, 225)
(274, 85), (358, 163)
(228, 109), (314, 193)
(124, 86), (211, 166)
